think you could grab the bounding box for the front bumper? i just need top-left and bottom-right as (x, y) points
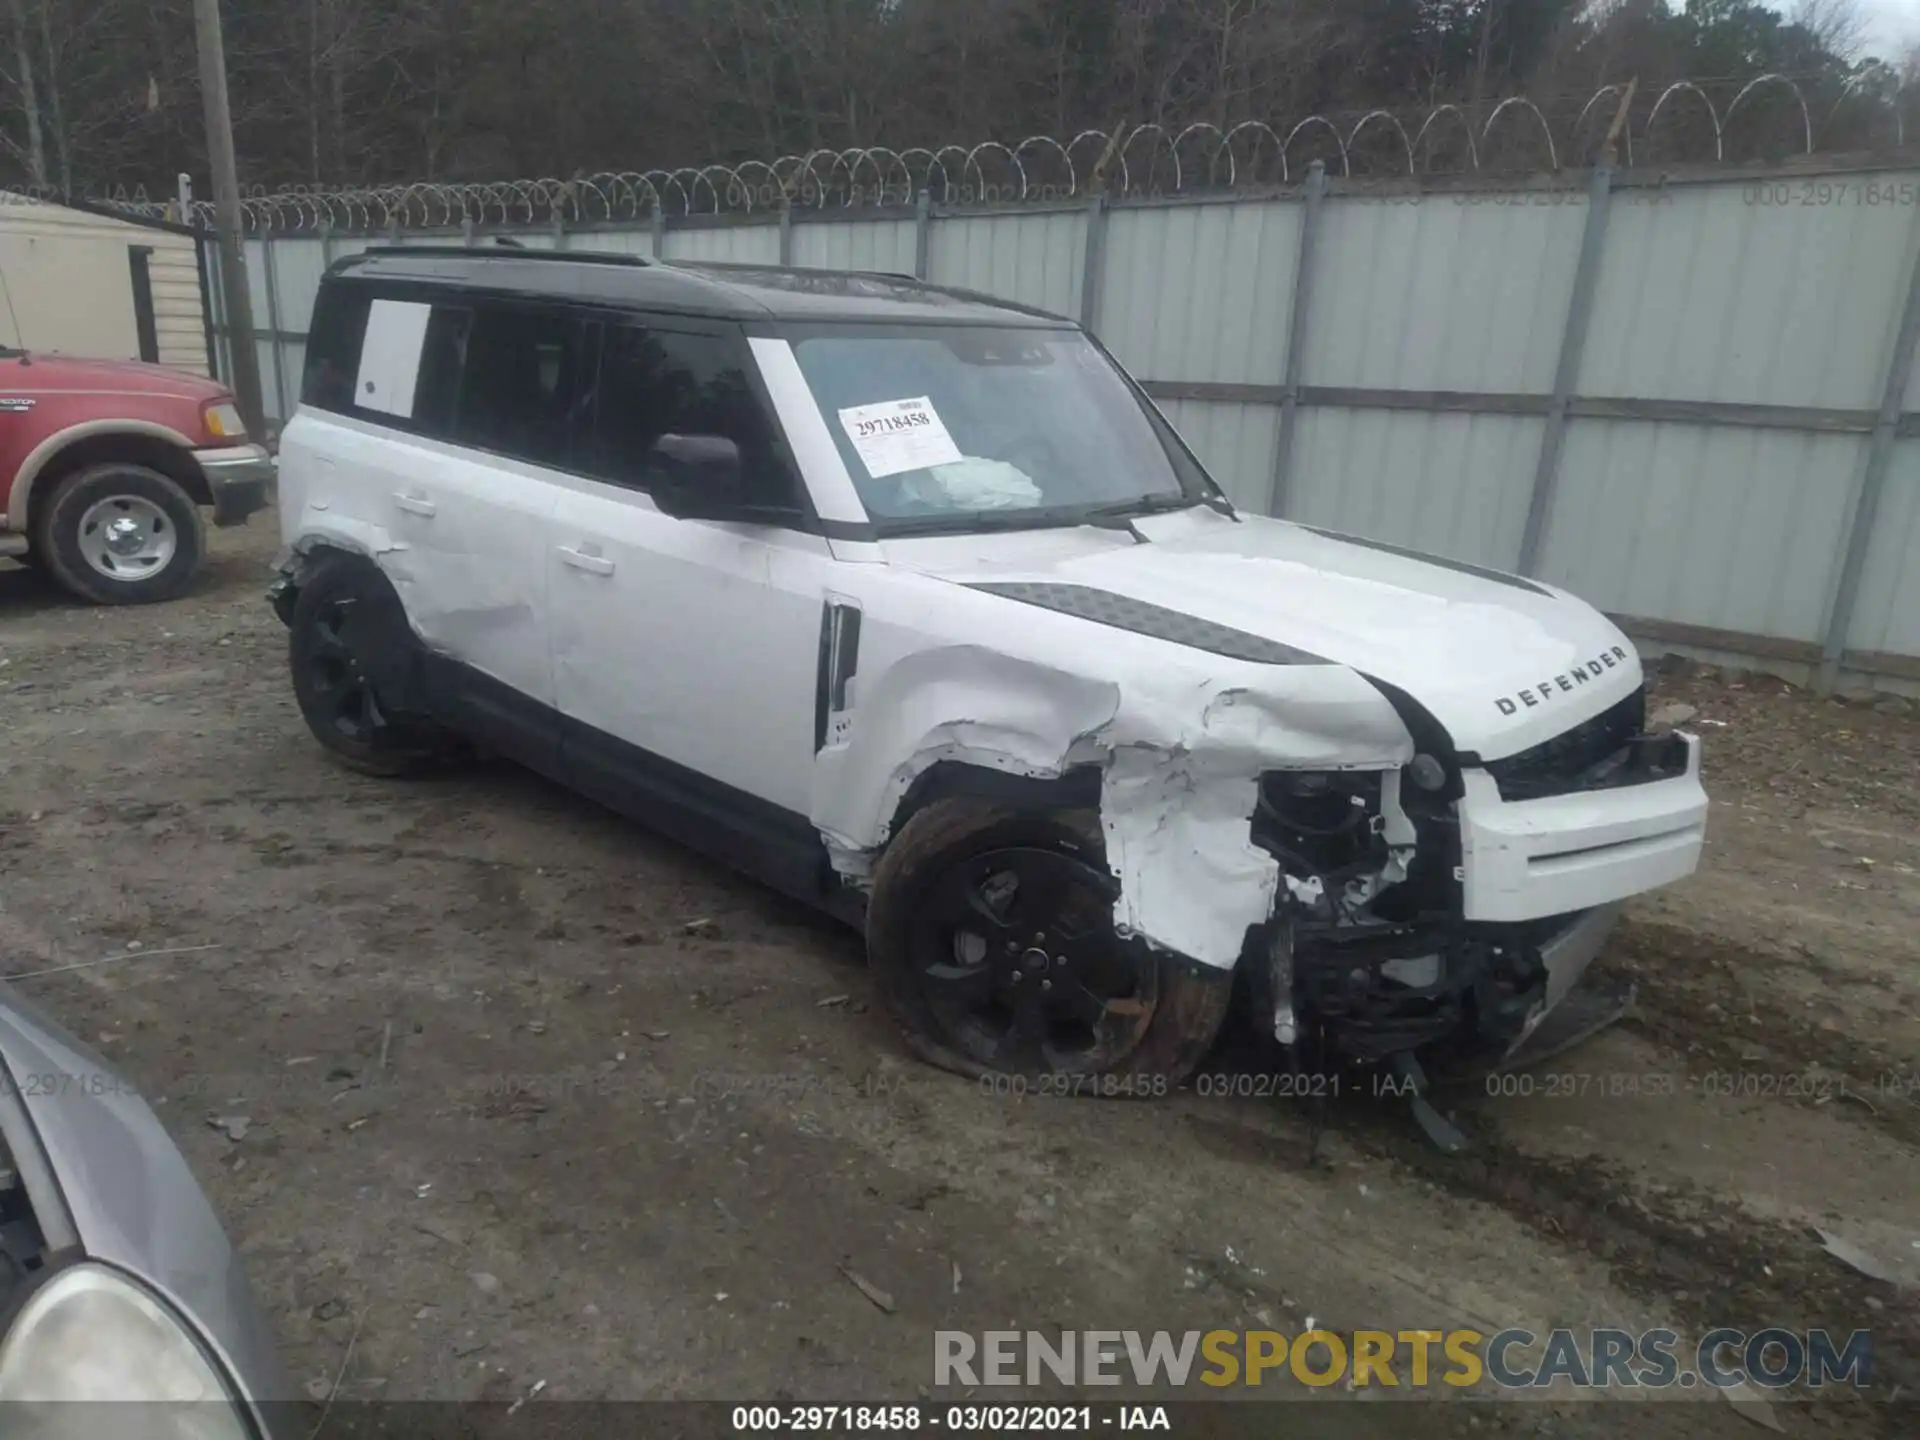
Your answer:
(194, 444), (277, 528)
(266, 548), (300, 626)
(1457, 732), (1707, 922)
(1509, 903), (1620, 1054)
(1272, 733), (1696, 1068)
(1287, 903), (1622, 1065)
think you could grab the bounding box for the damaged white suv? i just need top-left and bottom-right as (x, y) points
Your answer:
(271, 248), (1707, 1093)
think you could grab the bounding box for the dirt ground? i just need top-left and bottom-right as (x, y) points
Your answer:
(1, 515), (1915, 1436)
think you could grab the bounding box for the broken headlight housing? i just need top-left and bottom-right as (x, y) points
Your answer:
(1254, 770), (1383, 879)
(0, 1263), (250, 1438)
(1253, 761), (1545, 1066)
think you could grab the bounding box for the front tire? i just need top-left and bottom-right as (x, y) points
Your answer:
(35, 464), (205, 605)
(866, 799), (1231, 1088)
(288, 555), (461, 778)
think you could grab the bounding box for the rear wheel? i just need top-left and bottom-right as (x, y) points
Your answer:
(288, 556), (463, 777)
(866, 799), (1231, 1089)
(34, 464), (205, 605)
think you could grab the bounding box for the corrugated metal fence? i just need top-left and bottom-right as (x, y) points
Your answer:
(210, 161), (1920, 693)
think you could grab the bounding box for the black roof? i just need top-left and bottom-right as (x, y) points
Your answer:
(329, 247), (1076, 328)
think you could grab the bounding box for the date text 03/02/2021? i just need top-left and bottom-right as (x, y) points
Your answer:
(730, 1406), (1168, 1434)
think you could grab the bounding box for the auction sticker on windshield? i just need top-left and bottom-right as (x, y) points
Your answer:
(838, 396), (964, 478)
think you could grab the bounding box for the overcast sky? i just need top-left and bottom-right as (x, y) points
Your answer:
(1854, 0), (1920, 56)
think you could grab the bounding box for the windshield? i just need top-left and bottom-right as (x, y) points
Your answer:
(789, 325), (1210, 533)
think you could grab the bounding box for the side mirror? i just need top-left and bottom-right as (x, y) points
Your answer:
(649, 433), (746, 519)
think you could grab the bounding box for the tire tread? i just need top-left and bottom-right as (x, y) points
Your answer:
(35, 463), (205, 606)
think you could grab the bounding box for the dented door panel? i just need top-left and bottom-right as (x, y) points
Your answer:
(281, 411), (559, 709)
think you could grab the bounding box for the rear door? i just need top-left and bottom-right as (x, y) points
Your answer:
(402, 299), (597, 757)
(305, 288), (578, 762)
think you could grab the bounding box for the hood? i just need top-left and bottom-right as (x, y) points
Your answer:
(883, 510), (1642, 761)
(5, 352), (228, 402)
(0, 984), (294, 1412)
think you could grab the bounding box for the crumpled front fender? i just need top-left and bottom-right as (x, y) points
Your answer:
(810, 609), (1414, 971)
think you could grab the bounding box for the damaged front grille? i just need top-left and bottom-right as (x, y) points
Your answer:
(1290, 923), (1548, 1064)
(1483, 687), (1655, 801)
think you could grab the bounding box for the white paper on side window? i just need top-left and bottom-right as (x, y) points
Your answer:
(355, 299), (433, 418)
(836, 396), (963, 479)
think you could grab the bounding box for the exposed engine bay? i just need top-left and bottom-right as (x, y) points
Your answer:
(1252, 762), (1548, 1070)
(1249, 684), (1682, 1077)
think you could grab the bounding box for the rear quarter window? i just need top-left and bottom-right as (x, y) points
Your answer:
(301, 282), (371, 413)
(300, 283), (468, 439)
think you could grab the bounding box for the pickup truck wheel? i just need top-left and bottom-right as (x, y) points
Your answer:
(867, 799), (1231, 1089)
(34, 464), (205, 605)
(288, 557), (461, 778)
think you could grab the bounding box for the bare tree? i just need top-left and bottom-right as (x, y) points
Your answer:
(0, 0), (1891, 198)
(1193, 0), (1341, 129)
(1792, 0), (1867, 61)
(3, 0), (46, 187)
(36, 0), (69, 194)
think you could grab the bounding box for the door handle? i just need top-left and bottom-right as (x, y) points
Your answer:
(557, 545), (615, 576)
(393, 492), (436, 517)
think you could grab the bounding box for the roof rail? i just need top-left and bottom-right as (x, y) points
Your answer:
(354, 245), (652, 268)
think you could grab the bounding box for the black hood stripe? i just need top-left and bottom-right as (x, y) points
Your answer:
(966, 581), (1326, 666)
(1294, 524), (1551, 597)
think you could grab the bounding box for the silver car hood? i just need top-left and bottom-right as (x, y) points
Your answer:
(0, 984), (294, 1413)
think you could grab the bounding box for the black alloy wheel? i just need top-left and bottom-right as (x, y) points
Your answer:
(911, 845), (1158, 1074)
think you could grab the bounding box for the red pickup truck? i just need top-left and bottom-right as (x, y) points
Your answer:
(0, 346), (275, 604)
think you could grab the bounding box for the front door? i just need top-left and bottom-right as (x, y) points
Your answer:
(546, 317), (835, 896)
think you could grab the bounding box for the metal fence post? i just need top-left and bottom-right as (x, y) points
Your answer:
(914, 189), (931, 280)
(203, 235), (229, 383)
(779, 201), (794, 268)
(651, 205), (666, 261)
(1079, 191), (1110, 333)
(461, 216), (476, 248)
(319, 221), (336, 270)
(1517, 165), (1616, 577)
(181, 173), (220, 379)
(193, 234), (219, 380)
(258, 231), (290, 428)
(1267, 160), (1328, 518)
(552, 213), (568, 251)
(1817, 204), (1920, 692)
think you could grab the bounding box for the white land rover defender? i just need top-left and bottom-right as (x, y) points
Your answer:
(270, 248), (1707, 1097)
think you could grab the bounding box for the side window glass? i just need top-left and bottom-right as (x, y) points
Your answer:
(412, 307), (473, 438)
(300, 285), (370, 413)
(588, 325), (796, 509)
(452, 306), (590, 469)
